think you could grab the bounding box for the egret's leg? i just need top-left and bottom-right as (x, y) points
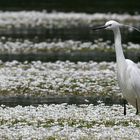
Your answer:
(136, 99), (139, 115)
(123, 99), (126, 115)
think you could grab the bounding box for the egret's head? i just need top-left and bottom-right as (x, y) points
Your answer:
(105, 20), (121, 30)
(92, 20), (121, 31)
(92, 20), (140, 32)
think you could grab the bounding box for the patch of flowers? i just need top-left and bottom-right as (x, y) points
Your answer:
(0, 103), (140, 139)
(0, 11), (139, 29)
(0, 60), (121, 97)
(0, 39), (139, 54)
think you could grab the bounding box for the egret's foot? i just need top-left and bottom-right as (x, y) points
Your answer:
(123, 99), (126, 115)
(136, 99), (139, 115)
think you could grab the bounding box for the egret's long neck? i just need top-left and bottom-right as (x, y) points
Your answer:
(113, 28), (125, 65)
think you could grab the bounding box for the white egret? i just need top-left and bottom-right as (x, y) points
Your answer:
(92, 20), (140, 115)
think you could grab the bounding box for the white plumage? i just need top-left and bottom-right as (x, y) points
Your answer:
(93, 20), (140, 115)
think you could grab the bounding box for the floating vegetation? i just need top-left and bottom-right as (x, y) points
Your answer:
(0, 39), (139, 62)
(0, 103), (140, 139)
(0, 39), (139, 54)
(0, 60), (121, 98)
(0, 11), (139, 30)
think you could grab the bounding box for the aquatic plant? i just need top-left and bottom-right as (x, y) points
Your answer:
(0, 11), (139, 29)
(0, 104), (140, 139)
(0, 39), (139, 54)
(0, 61), (120, 98)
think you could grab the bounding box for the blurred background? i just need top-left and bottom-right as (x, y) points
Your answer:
(0, 0), (140, 13)
(0, 0), (139, 62)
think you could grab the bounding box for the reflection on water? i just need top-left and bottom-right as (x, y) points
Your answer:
(0, 28), (140, 43)
(0, 52), (116, 62)
(0, 95), (123, 107)
(0, 51), (140, 62)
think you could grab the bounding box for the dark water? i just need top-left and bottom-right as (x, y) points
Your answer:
(1, 50), (140, 62)
(0, 28), (139, 43)
(0, 0), (139, 14)
(0, 95), (123, 107)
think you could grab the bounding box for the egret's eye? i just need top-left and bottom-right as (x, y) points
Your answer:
(108, 24), (112, 26)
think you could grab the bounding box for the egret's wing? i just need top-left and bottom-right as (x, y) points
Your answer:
(126, 60), (140, 97)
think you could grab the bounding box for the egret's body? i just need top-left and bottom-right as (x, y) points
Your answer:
(113, 24), (140, 110)
(93, 20), (140, 114)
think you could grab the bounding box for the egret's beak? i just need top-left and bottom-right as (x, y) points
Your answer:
(92, 25), (110, 31)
